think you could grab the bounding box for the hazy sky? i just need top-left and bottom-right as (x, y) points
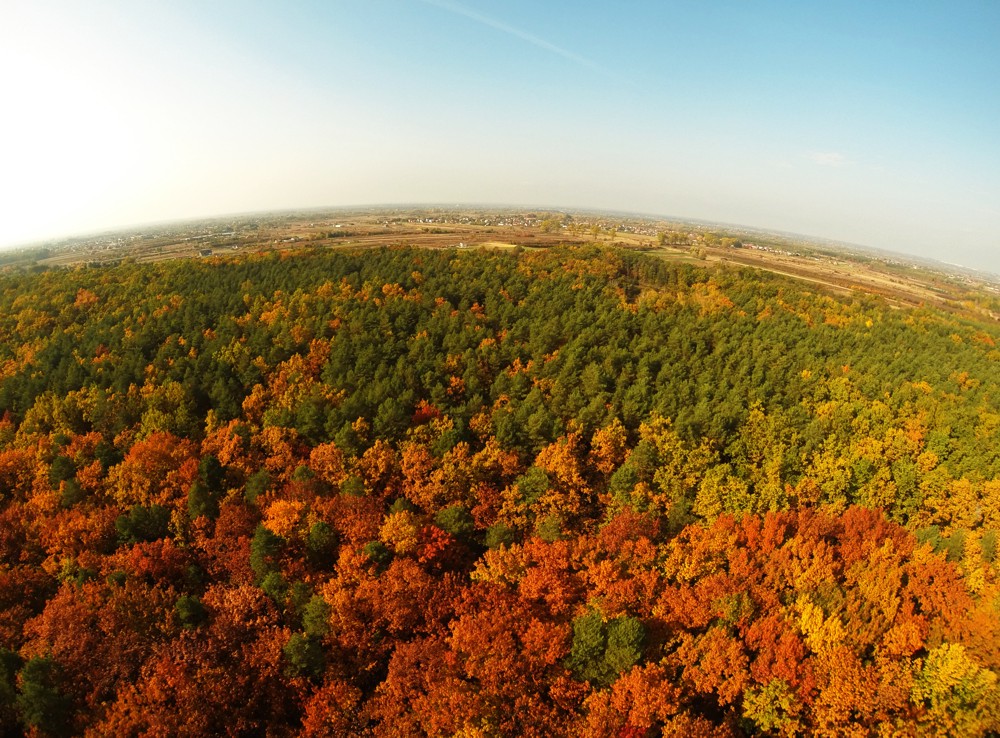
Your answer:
(2, 1), (999, 270)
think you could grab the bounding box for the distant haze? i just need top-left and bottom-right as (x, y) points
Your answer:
(2, 1), (998, 271)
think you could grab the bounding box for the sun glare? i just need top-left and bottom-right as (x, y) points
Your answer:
(0, 7), (140, 245)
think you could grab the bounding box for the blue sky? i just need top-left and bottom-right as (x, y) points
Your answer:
(2, 1), (999, 270)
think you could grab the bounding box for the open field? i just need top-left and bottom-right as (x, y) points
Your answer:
(7, 207), (999, 321)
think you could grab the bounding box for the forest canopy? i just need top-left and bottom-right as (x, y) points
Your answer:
(0, 244), (998, 735)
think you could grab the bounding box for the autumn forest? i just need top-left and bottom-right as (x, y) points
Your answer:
(1, 243), (999, 736)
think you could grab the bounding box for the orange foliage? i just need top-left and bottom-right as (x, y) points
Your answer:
(106, 432), (199, 507)
(309, 442), (347, 488)
(202, 419), (256, 475)
(590, 418), (629, 476)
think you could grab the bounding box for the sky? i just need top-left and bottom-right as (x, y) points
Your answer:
(1, 1), (999, 270)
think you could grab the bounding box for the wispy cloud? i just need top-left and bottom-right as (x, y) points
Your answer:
(417, 0), (616, 80)
(808, 151), (848, 168)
